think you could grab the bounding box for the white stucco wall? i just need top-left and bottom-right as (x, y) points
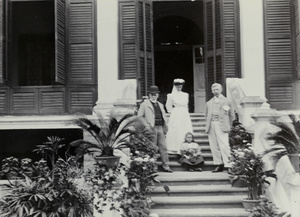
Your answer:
(239, 0), (266, 98)
(95, 1), (137, 115)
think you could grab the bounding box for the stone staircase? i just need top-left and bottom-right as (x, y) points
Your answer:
(151, 113), (249, 217)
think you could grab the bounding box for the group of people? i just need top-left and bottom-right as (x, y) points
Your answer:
(137, 79), (234, 173)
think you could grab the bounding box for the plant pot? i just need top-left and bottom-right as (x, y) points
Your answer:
(94, 156), (121, 168)
(288, 154), (300, 173)
(229, 175), (247, 188)
(242, 198), (260, 211)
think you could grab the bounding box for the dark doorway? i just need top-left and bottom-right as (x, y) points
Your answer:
(153, 1), (204, 112)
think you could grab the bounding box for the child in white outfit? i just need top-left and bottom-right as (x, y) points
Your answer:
(179, 132), (204, 172)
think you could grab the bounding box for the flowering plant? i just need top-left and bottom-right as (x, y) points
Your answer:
(86, 154), (156, 217)
(229, 145), (276, 200)
(249, 196), (290, 217)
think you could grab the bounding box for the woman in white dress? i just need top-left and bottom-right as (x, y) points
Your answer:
(166, 78), (193, 154)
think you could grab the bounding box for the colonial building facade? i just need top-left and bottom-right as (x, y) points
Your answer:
(0, 0), (299, 154)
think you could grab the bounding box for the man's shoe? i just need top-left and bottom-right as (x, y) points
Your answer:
(162, 165), (173, 173)
(225, 167), (233, 175)
(211, 164), (224, 173)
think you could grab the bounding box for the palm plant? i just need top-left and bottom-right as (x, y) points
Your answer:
(70, 111), (155, 158)
(264, 114), (300, 166)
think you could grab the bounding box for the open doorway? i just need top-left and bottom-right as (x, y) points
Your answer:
(153, 1), (204, 113)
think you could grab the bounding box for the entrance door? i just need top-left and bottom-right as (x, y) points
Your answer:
(193, 46), (206, 113)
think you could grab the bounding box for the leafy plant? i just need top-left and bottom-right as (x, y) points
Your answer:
(0, 157), (92, 217)
(85, 146), (159, 216)
(229, 121), (252, 150)
(265, 114), (300, 166)
(33, 136), (66, 168)
(0, 156), (21, 179)
(249, 196), (290, 217)
(70, 112), (154, 158)
(230, 146), (277, 200)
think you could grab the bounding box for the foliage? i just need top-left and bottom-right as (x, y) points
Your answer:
(85, 150), (158, 216)
(265, 114), (300, 166)
(70, 112), (155, 158)
(0, 156), (21, 179)
(33, 136), (66, 169)
(0, 136), (92, 217)
(229, 121), (252, 150)
(229, 145), (277, 200)
(249, 196), (291, 217)
(0, 156), (92, 217)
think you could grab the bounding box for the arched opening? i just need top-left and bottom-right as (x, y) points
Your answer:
(153, 2), (204, 112)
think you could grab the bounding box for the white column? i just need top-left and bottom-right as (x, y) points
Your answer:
(94, 1), (137, 117)
(94, 0), (119, 115)
(239, 0), (266, 97)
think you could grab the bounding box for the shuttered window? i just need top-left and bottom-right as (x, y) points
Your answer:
(264, 0), (298, 110)
(0, 0), (97, 114)
(204, 0), (240, 100)
(119, 0), (154, 99)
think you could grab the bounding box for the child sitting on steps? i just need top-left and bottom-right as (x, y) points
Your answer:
(179, 132), (204, 172)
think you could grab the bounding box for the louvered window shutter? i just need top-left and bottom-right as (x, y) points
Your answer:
(119, 0), (154, 99)
(138, 0), (154, 98)
(68, 0), (96, 85)
(294, 0), (300, 79)
(205, 0), (240, 100)
(67, 0), (97, 114)
(264, 0), (297, 109)
(119, 0), (137, 80)
(222, 0), (240, 79)
(0, 0), (7, 84)
(55, 0), (66, 84)
(204, 0), (215, 99)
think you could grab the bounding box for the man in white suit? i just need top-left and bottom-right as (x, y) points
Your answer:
(138, 85), (173, 173)
(205, 83), (234, 172)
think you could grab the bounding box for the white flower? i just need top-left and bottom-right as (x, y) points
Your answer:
(135, 157), (143, 162)
(222, 105), (230, 111)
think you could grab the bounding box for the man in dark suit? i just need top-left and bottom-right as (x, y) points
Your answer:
(205, 83), (234, 172)
(138, 85), (172, 172)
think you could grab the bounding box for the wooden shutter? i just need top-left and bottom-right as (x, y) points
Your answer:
(67, 0), (96, 85)
(222, 0), (240, 79)
(264, 0), (297, 109)
(119, 0), (154, 98)
(67, 0), (97, 114)
(204, 0), (215, 99)
(204, 0), (240, 100)
(138, 0), (153, 98)
(55, 0), (66, 84)
(295, 0), (300, 79)
(0, 0), (7, 84)
(119, 0), (137, 79)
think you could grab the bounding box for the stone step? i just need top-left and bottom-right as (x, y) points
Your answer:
(166, 152), (213, 161)
(154, 171), (231, 186)
(192, 126), (206, 133)
(157, 160), (215, 172)
(150, 208), (249, 217)
(151, 195), (245, 209)
(152, 185), (247, 196)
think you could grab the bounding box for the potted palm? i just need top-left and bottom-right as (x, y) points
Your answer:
(265, 114), (300, 172)
(70, 111), (154, 168)
(230, 146), (277, 211)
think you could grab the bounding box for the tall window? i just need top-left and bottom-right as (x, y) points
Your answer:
(0, 0), (97, 115)
(9, 0), (55, 86)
